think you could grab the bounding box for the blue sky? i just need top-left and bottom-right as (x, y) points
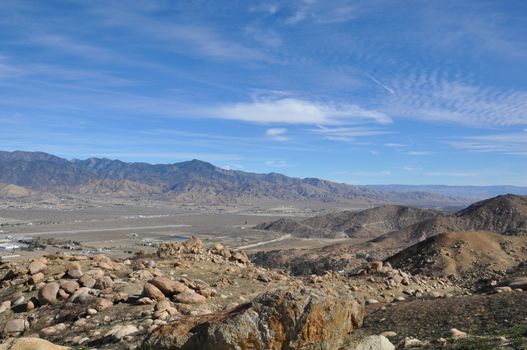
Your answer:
(1, 0), (527, 185)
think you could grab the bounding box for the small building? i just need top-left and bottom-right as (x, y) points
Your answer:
(0, 243), (20, 250)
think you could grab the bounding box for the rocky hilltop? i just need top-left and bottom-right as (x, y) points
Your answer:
(0, 237), (371, 349)
(2, 231), (527, 348)
(386, 231), (527, 280)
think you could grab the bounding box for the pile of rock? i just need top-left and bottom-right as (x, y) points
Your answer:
(156, 237), (250, 266)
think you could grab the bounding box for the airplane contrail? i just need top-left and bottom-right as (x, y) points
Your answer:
(367, 74), (396, 95)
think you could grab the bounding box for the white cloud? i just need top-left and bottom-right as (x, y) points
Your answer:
(312, 125), (390, 142)
(402, 166), (422, 171)
(245, 26), (283, 47)
(265, 128), (288, 141)
(285, 1), (360, 25)
(216, 98), (391, 125)
(407, 151), (431, 156)
(336, 170), (392, 176)
(425, 171), (479, 177)
(33, 34), (113, 60)
(447, 132), (527, 156)
(385, 70), (527, 126)
(385, 143), (407, 148)
(0, 56), (22, 78)
(264, 159), (290, 168)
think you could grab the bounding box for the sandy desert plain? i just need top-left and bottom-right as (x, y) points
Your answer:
(0, 197), (366, 261)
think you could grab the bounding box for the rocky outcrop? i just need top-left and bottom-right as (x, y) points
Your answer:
(156, 236), (251, 266)
(157, 236), (204, 257)
(145, 286), (364, 350)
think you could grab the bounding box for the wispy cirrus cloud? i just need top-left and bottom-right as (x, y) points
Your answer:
(385, 70), (527, 127)
(215, 98), (391, 125)
(265, 128), (288, 141)
(407, 151), (432, 156)
(311, 125), (391, 142)
(425, 171), (480, 177)
(81, 2), (276, 64)
(447, 131), (527, 156)
(385, 143), (407, 148)
(284, 0), (361, 25)
(264, 159), (291, 168)
(337, 170), (392, 177)
(418, 4), (527, 59)
(32, 34), (114, 60)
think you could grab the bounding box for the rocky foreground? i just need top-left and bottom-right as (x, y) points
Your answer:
(1, 237), (526, 349)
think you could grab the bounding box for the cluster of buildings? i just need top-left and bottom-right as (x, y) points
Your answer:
(0, 235), (31, 251)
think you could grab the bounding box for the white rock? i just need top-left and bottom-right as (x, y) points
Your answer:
(380, 331), (397, 338)
(354, 335), (395, 350)
(450, 328), (468, 339)
(0, 300), (11, 313)
(105, 324), (139, 341)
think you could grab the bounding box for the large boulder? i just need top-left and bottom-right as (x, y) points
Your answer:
(506, 277), (527, 290)
(150, 276), (190, 296)
(0, 300), (11, 314)
(143, 282), (166, 301)
(68, 287), (93, 304)
(60, 280), (80, 294)
(3, 318), (29, 335)
(38, 282), (60, 305)
(0, 337), (70, 350)
(105, 324), (139, 341)
(145, 286), (364, 350)
(28, 260), (46, 275)
(174, 290), (206, 304)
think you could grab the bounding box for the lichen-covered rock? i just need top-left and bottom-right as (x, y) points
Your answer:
(145, 286), (364, 350)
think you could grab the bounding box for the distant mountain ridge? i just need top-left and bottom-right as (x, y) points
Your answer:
(0, 150), (467, 206)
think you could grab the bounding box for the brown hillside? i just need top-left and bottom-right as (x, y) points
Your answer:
(255, 205), (439, 239)
(386, 231), (527, 279)
(372, 194), (527, 247)
(0, 183), (32, 198)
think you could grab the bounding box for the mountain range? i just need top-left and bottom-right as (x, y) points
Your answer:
(1, 150), (526, 207)
(0, 150), (465, 207)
